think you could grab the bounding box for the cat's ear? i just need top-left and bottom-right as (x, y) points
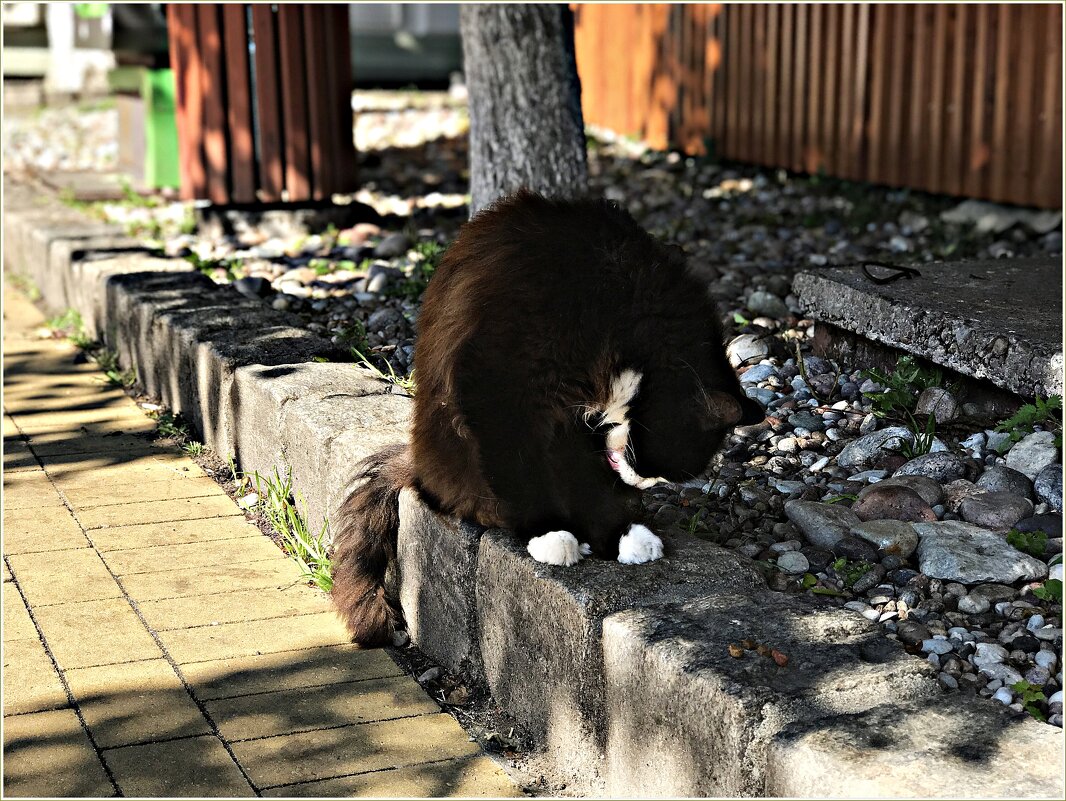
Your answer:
(705, 391), (765, 428)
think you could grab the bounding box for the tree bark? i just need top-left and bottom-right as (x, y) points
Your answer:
(460, 4), (588, 215)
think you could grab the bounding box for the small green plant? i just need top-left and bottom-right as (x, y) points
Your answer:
(184, 252), (241, 282)
(861, 355), (946, 418)
(686, 508), (708, 536)
(1032, 578), (1062, 604)
(994, 395), (1063, 452)
(182, 441), (206, 457)
(1007, 529), (1048, 558)
(92, 348), (137, 388)
(824, 493), (858, 504)
(45, 308), (84, 336)
(336, 319), (369, 354)
(153, 412), (191, 443)
(352, 347), (416, 395)
(179, 206), (198, 236)
(899, 412), (936, 458)
(387, 240), (445, 300)
(8, 274), (42, 301)
(247, 467), (333, 592)
(830, 557), (873, 589)
(1011, 680), (1048, 721)
(310, 258), (334, 276)
(793, 342), (840, 403)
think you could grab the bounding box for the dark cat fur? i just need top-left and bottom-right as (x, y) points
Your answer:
(332, 190), (762, 643)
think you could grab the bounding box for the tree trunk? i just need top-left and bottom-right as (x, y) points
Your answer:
(460, 4), (588, 215)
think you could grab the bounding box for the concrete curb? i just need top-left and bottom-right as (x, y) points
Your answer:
(5, 179), (1062, 798)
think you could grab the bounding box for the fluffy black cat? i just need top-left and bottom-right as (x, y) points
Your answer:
(332, 190), (763, 643)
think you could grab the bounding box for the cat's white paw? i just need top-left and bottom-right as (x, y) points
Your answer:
(617, 524), (664, 564)
(528, 530), (586, 566)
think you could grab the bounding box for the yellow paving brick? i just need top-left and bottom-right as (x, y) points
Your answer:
(3, 387), (131, 414)
(33, 598), (162, 670)
(121, 557), (302, 602)
(44, 449), (206, 483)
(231, 713), (481, 790)
(182, 645), (402, 701)
(76, 494), (244, 529)
(2, 505), (90, 554)
(60, 474), (224, 509)
(1, 708), (113, 797)
(263, 755), (521, 798)
(3, 583), (38, 642)
(103, 535), (285, 577)
(207, 675), (440, 742)
(8, 404), (149, 432)
(138, 584), (331, 630)
(2, 469), (65, 509)
(160, 611), (352, 664)
(26, 429), (161, 457)
(2, 639), (68, 716)
(3, 414), (21, 437)
(4, 561), (12, 582)
(104, 735), (254, 797)
(8, 549), (122, 607)
(12, 415), (157, 437)
(88, 515), (264, 551)
(3, 438), (38, 471)
(65, 659), (210, 748)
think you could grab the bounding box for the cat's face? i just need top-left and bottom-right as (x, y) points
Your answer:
(627, 369), (763, 482)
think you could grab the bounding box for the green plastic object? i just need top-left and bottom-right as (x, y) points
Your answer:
(143, 69), (179, 189)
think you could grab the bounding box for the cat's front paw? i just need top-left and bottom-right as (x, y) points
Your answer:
(527, 530), (587, 566)
(617, 523), (664, 564)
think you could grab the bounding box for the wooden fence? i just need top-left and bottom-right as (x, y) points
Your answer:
(574, 3), (1062, 208)
(166, 4), (356, 204)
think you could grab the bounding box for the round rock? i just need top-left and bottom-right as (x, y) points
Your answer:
(776, 551), (810, 575)
(850, 519), (920, 558)
(783, 500), (861, 550)
(977, 465), (1035, 500)
(831, 535), (879, 563)
(914, 520), (1049, 584)
(894, 452), (969, 483)
(1005, 430), (1058, 480)
(959, 491), (1034, 531)
(852, 484), (937, 523)
(836, 426), (914, 470)
(726, 334), (771, 368)
(857, 475), (944, 507)
(915, 387), (960, 423)
(896, 619), (932, 645)
(942, 479), (986, 513)
(1035, 463), (1063, 513)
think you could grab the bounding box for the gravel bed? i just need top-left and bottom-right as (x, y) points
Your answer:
(5, 91), (1063, 728)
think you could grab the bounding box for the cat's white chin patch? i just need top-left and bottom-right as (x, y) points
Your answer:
(527, 531), (591, 566)
(617, 524), (664, 564)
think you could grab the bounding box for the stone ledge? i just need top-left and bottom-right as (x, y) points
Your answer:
(5, 178), (1062, 798)
(793, 259), (1063, 398)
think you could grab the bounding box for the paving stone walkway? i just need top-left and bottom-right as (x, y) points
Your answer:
(2, 286), (518, 798)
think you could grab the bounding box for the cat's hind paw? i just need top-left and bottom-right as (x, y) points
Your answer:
(528, 530), (587, 567)
(617, 524), (664, 565)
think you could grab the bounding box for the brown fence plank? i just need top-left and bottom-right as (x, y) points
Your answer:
(822, 4), (840, 175)
(990, 4), (1013, 202)
(277, 4), (310, 200)
(221, 5), (255, 203)
(166, 4), (206, 200)
(1039, 5), (1063, 208)
(249, 5), (284, 202)
(1010, 6), (1037, 206)
(303, 6), (328, 199)
(194, 4), (229, 204)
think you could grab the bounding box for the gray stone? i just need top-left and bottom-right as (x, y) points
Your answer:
(894, 452), (969, 483)
(765, 694), (1063, 798)
(979, 662), (1025, 686)
(895, 620), (932, 646)
(476, 529), (765, 788)
(836, 426), (914, 469)
(233, 276), (272, 299)
(1035, 463), (1063, 512)
(832, 536), (879, 563)
(776, 551), (809, 575)
(397, 489), (484, 684)
(959, 491), (1034, 531)
(740, 363), (775, 384)
(784, 500), (861, 550)
(920, 638), (953, 655)
(957, 594), (991, 614)
(788, 411), (824, 432)
(850, 520), (919, 558)
(603, 594), (936, 797)
(727, 334), (772, 368)
(915, 387), (960, 423)
(1005, 431), (1059, 480)
(857, 475), (944, 507)
(373, 232), (410, 258)
(914, 520), (1049, 584)
(976, 465), (1035, 499)
(747, 290), (789, 318)
(792, 259), (1063, 398)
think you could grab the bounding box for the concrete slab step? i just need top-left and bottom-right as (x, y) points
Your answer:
(793, 258), (1063, 398)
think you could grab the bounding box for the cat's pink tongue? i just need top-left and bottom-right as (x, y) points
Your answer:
(607, 450), (623, 473)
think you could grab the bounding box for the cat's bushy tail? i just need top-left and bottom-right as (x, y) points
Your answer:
(331, 443), (413, 644)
